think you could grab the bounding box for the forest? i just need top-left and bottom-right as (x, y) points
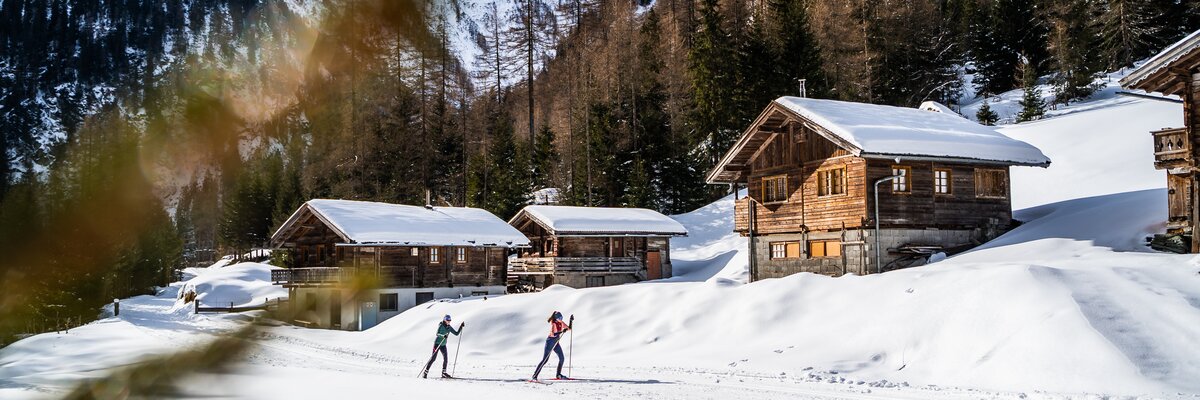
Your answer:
(0, 0), (1196, 342)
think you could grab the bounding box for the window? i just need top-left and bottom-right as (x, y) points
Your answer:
(818, 168), (846, 196)
(762, 175), (788, 203)
(586, 276), (605, 288)
(975, 169), (1008, 198)
(809, 240), (842, 258)
(769, 242), (801, 259)
(317, 245), (326, 262)
(410, 247), (419, 257)
(430, 247), (440, 263)
(379, 293), (399, 312)
(456, 247), (466, 263)
(891, 166), (911, 193)
(934, 169), (952, 195)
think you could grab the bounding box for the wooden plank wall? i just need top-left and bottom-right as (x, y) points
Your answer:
(739, 124), (1016, 234)
(744, 129), (867, 234)
(864, 159), (1011, 228)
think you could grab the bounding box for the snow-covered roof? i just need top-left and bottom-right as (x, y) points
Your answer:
(707, 97), (1050, 183)
(773, 97), (1051, 166)
(511, 205), (688, 236)
(1120, 29), (1200, 95)
(272, 199), (530, 248)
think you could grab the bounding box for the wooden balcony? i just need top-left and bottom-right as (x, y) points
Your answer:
(1153, 127), (1192, 169)
(272, 266), (418, 287)
(509, 257), (642, 275)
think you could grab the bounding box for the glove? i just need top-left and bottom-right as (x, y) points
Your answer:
(459, 322), (465, 330)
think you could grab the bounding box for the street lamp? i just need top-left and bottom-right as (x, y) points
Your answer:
(873, 175), (902, 274)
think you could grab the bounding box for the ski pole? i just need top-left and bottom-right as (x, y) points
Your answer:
(419, 342), (444, 378)
(452, 323), (464, 376)
(568, 315), (574, 377)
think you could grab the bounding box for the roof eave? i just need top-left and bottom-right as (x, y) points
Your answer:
(860, 153), (1051, 168)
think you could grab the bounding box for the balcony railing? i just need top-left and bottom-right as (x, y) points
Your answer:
(1153, 127), (1191, 168)
(272, 266), (418, 287)
(509, 257), (642, 275)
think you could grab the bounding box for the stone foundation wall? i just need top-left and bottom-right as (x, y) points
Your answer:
(750, 228), (980, 280)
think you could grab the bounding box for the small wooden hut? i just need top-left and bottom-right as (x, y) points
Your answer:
(1120, 29), (1200, 252)
(269, 199), (528, 330)
(706, 97), (1050, 281)
(507, 205), (688, 290)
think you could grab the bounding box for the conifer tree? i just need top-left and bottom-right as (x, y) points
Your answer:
(971, 0), (1049, 95)
(770, 0), (824, 98)
(1048, 0), (1103, 103)
(976, 100), (999, 126)
(1016, 63), (1046, 122)
(689, 0), (739, 168)
(531, 124), (559, 190)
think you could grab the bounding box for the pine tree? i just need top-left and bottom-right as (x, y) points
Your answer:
(971, 0), (1049, 95)
(689, 0), (739, 168)
(976, 100), (999, 126)
(771, 0), (824, 98)
(531, 124), (559, 190)
(1016, 63), (1046, 122)
(1048, 0), (1103, 104)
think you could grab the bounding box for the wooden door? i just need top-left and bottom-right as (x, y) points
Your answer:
(646, 251), (662, 280)
(1168, 174), (1192, 228)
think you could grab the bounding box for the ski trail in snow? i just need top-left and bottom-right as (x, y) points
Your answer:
(1052, 268), (1174, 380)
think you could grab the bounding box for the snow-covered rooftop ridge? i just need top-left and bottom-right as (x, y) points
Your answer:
(297, 199), (530, 247)
(1121, 29), (1200, 89)
(918, 100), (960, 116)
(514, 205), (688, 236)
(774, 97), (1051, 166)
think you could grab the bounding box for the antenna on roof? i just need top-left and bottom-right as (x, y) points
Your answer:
(798, 79), (807, 98)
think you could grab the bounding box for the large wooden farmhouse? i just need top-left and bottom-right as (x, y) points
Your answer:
(269, 199), (528, 330)
(507, 205), (687, 290)
(706, 97), (1050, 280)
(1120, 29), (1200, 253)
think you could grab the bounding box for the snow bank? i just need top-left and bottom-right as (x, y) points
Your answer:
(999, 94), (1172, 210)
(667, 191), (748, 283)
(178, 262), (287, 309)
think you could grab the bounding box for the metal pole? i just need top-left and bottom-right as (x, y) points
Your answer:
(874, 176), (900, 274)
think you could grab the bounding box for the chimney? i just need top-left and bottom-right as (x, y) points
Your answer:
(798, 79), (807, 98)
(425, 189), (432, 209)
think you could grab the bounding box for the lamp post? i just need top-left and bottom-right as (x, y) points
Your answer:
(873, 175), (901, 274)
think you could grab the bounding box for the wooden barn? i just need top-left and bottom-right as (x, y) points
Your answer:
(1120, 29), (1200, 253)
(269, 199), (529, 330)
(706, 97), (1050, 280)
(507, 205), (688, 290)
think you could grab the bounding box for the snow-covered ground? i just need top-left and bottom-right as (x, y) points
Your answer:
(4, 85), (1200, 399)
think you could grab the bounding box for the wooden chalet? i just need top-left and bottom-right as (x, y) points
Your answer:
(1120, 29), (1200, 253)
(706, 97), (1050, 280)
(507, 205), (688, 290)
(269, 199), (528, 330)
